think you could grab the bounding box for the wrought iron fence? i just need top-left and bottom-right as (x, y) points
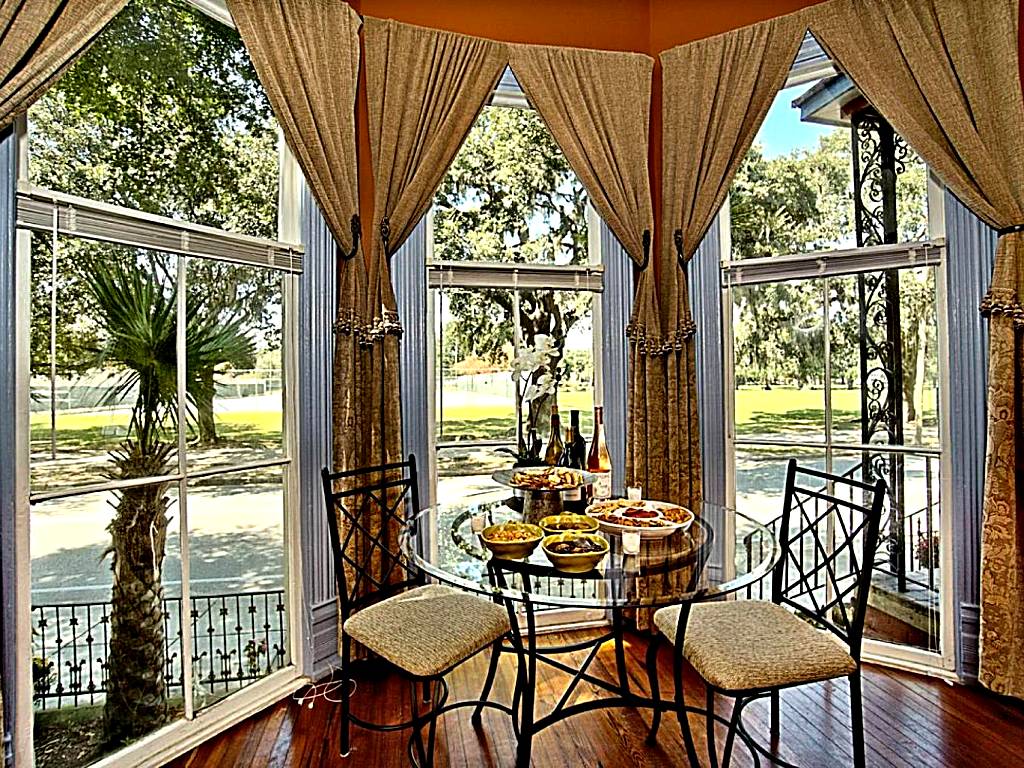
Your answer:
(32, 590), (288, 709)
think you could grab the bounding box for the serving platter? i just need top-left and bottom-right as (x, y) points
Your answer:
(492, 466), (595, 491)
(585, 498), (695, 539)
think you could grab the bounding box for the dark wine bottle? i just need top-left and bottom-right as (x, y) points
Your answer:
(569, 409), (587, 469)
(561, 417), (583, 511)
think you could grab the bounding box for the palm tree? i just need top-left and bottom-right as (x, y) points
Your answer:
(82, 255), (253, 745)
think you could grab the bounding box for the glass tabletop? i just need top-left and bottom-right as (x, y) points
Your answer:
(402, 489), (781, 610)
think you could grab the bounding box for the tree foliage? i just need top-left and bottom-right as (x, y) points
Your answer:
(434, 105), (591, 434)
(730, 128), (936, 420)
(28, 0), (280, 394)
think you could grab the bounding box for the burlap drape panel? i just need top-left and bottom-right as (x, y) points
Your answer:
(811, 0), (1024, 700)
(509, 44), (654, 264)
(0, 0), (126, 130)
(229, 1), (387, 656)
(631, 15), (808, 516)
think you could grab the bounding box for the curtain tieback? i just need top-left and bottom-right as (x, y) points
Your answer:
(380, 216), (392, 258)
(673, 228), (685, 269)
(636, 229), (651, 270)
(339, 214), (361, 261)
(996, 223), (1024, 236)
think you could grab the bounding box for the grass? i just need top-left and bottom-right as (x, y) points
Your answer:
(30, 386), (939, 456)
(30, 410), (282, 453)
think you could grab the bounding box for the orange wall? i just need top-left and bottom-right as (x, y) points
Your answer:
(348, 0), (651, 235)
(347, 0), (1024, 264)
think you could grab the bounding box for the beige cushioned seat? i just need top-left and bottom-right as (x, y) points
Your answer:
(654, 600), (857, 692)
(344, 584), (510, 678)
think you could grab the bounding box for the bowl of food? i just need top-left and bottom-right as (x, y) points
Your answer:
(541, 532), (609, 573)
(539, 514), (600, 536)
(480, 522), (544, 559)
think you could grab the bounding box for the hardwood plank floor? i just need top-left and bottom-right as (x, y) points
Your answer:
(166, 631), (1024, 767)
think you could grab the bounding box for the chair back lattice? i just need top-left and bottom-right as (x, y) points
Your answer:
(321, 456), (422, 622)
(772, 459), (886, 660)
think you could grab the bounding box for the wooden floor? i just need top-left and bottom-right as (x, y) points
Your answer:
(166, 630), (1024, 767)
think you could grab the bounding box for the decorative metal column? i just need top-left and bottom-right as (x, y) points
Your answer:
(851, 106), (908, 591)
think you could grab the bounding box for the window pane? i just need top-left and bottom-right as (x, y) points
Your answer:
(734, 445), (827, 525)
(27, 0), (278, 240)
(518, 288), (596, 437)
(832, 449), (942, 653)
(828, 267), (940, 448)
(733, 278), (827, 443)
(898, 267), (940, 447)
(32, 484), (183, 766)
(436, 287), (516, 443)
(31, 238), (180, 493)
(437, 446), (513, 502)
(185, 259), (284, 472)
(730, 82), (855, 259)
(187, 467), (289, 709)
(432, 105), (589, 266)
(828, 275), (864, 444)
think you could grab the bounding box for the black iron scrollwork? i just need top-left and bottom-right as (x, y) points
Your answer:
(339, 213), (361, 261)
(852, 106), (908, 589)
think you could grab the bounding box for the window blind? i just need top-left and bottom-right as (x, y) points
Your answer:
(16, 185), (303, 273)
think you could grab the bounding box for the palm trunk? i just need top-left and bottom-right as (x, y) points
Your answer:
(103, 443), (173, 745)
(197, 368), (219, 445)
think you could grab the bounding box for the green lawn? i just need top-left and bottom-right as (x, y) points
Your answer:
(30, 385), (939, 454)
(30, 410), (282, 453)
(439, 385), (938, 442)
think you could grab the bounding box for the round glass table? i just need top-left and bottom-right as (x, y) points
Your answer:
(403, 490), (780, 610)
(400, 489), (781, 768)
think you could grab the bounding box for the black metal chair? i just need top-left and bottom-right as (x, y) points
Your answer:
(321, 456), (510, 766)
(648, 459), (886, 768)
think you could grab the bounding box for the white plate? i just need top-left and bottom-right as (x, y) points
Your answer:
(585, 499), (694, 539)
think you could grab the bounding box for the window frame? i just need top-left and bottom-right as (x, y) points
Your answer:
(9, 1), (309, 764)
(719, 123), (956, 674)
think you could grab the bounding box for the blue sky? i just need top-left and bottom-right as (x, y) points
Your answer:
(755, 84), (835, 158)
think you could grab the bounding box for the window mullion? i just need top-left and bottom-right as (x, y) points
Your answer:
(176, 254), (195, 720)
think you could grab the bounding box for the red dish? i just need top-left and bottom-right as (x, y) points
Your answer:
(623, 507), (659, 519)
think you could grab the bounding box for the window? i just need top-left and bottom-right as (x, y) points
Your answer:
(428, 93), (605, 507)
(723, 41), (949, 663)
(19, 2), (300, 766)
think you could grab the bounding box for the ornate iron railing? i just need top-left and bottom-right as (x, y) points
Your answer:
(32, 590), (288, 709)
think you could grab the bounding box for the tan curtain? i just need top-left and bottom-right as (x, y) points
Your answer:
(509, 44), (654, 264)
(361, 16), (506, 453)
(229, 0), (382, 655)
(227, 0), (370, 472)
(811, 0), (1024, 700)
(633, 15), (808, 512)
(0, 0), (126, 130)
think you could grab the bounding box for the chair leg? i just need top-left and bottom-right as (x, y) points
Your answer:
(706, 686), (719, 768)
(424, 680), (440, 768)
(646, 637), (662, 744)
(721, 696), (744, 768)
(673, 651), (701, 767)
(340, 636), (351, 758)
(409, 679), (427, 768)
(770, 689), (780, 741)
(850, 671), (866, 768)
(515, 635), (537, 768)
(472, 639), (502, 727)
